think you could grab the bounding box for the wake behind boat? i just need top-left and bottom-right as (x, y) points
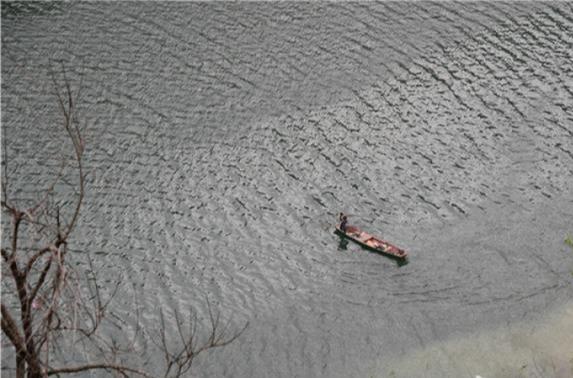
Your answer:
(335, 223), (408, 260)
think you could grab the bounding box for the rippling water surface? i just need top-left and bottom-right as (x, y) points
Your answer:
(2, 2), (573, 377)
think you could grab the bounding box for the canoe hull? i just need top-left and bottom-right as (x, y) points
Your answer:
(335, 225), (408, 260)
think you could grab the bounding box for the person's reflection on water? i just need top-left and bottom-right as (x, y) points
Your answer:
(338, 236), (349, 250)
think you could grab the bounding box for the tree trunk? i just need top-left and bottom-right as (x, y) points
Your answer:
(27, 365), (45, 378)
(16, 353), (25, 378)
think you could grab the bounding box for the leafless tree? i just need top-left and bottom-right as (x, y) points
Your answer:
(1, 67), (246, 377)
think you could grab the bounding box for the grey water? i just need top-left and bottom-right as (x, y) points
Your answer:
(2, 2), (573, 377)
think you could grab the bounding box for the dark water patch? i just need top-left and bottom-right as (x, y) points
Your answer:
(1, 1), (65, 19)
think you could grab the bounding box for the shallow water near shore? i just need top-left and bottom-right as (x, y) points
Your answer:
(2, 2), (573, 376)
(379, 302), (573, 378)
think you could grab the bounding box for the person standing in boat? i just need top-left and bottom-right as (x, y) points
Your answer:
(339, 212), (348, 232)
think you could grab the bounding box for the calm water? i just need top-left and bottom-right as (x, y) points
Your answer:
(2, 2), (573, 377)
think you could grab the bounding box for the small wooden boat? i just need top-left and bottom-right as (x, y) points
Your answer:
(335, 224), (408, 260)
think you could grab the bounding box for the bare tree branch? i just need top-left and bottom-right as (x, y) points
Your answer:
(2, 128), (9, 208)
(1, 304), (25, 355)
(47, 363), (152, 377)
(2, 65), (245, 378)
(1, 248), (10, 263)
(28, 254), (53, 307)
